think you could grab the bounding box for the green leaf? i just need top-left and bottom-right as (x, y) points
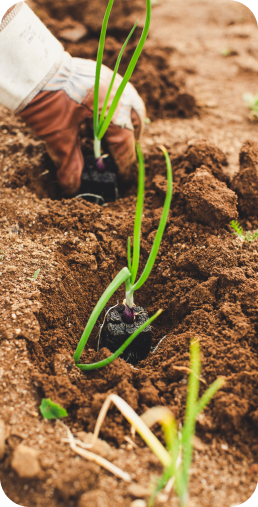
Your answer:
(132, 146), (172, 292)
(40, 398), (68, 420)
(194, 377), (225, 417)
(127, 236), (132, 272)
(130, 143), (145, 285)
(73, 267), (131, 363)
(230, 220), (244, 238)
(33, 268), (40, 279)
(98, 21), (138, 132)
(97, 0), (151, 140)
(181, 339), (200, 489)
(93, 0), (115, 141)
(27, 268), (40, 282)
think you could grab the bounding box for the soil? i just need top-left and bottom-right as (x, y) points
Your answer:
(99, 305), (152, 364)
(80, 155), (118, 203)
(1, 0), (258, 506)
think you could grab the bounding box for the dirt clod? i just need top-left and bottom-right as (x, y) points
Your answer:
(183, 166), (238, 225)
(11, 445), (41, 479)
(78, 490), (110, 507)
(231, 141), (258, 216)
(55, 461), (100, 500)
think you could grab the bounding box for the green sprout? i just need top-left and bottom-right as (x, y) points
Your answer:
(73, 145), (172, 369)
(231, 219), (244, 238)
(93, 0), (151, 167)
(231, 220), (258, 243)
(245, 230), (258, 243)
(89, 340), (225, 507)
(40, 398), (68, 420)
(27, 268), (40, 281)
(0, 249), (5, 261)
(243, 92), (258, 118)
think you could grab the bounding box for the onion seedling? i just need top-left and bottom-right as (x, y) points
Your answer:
(93, 0), (151, 168)
(73, 145), (172, 369)
(89, 339), (225, 507)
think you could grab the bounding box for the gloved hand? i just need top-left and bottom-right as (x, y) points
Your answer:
(0, 2), (145, 195)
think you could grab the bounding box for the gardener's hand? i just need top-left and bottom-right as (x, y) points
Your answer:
(0, 3), (145, 195)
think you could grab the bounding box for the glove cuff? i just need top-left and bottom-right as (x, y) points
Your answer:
(0, 2), (64, 113)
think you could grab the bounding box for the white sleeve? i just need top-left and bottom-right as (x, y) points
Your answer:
(0, 2), (64, 113)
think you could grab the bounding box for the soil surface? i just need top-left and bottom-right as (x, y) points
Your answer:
(1, 1), (258, 506)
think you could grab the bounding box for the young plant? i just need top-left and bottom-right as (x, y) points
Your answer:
(231, 219), (244, 239)
(243, 92), (258, 118)
(93, 0), (151, 167)
(27, 268), (40, 281)
(123, 144), (172, 323)
(73, 145), (172, 370)
(40, 398), (68, 420)
(88, 339), (225, 507)
(231, 220), (258, 243)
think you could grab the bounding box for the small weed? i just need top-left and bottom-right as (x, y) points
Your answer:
(243, 92), (258, 118)
(231, 220), (258, 243)
(27, 268), (40, 281)
(231, 219), (244, 238)
(40, 398), (68, 420)
(0, 249), (5, 261)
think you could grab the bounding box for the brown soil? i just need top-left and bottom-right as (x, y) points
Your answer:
(1, 1), (258, 506)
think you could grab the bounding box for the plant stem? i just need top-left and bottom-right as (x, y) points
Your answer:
(73, 267), (130, 363)
(122, 284), (134, 324)
(130, 143), (145, 285)
(93, 0), (115, 145)
(132, 146), (172, 293)
(97, 0), (151, 140)
(98, 21), (138, 131)
(94, 137), (101, 160)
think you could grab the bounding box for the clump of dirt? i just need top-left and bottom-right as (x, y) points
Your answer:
(182, 165), (238, 225)
(171, 139), (230, 186)
(231, 140), (258, 217)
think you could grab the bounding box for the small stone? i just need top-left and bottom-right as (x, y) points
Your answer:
(59, 24), (88, 42)
(0, 420), (6, 461)
(193, 436), (206, 451)
(127, 483), (150, 498)
(78, 490), (110, 507)
(130, 500), (147, 507)
(183, 166), (237, 226)
(11, 444), (41, 479)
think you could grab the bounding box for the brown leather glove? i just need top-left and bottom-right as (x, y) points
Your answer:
(20, 60), (145, 195)
(0, 3), (145, 196)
